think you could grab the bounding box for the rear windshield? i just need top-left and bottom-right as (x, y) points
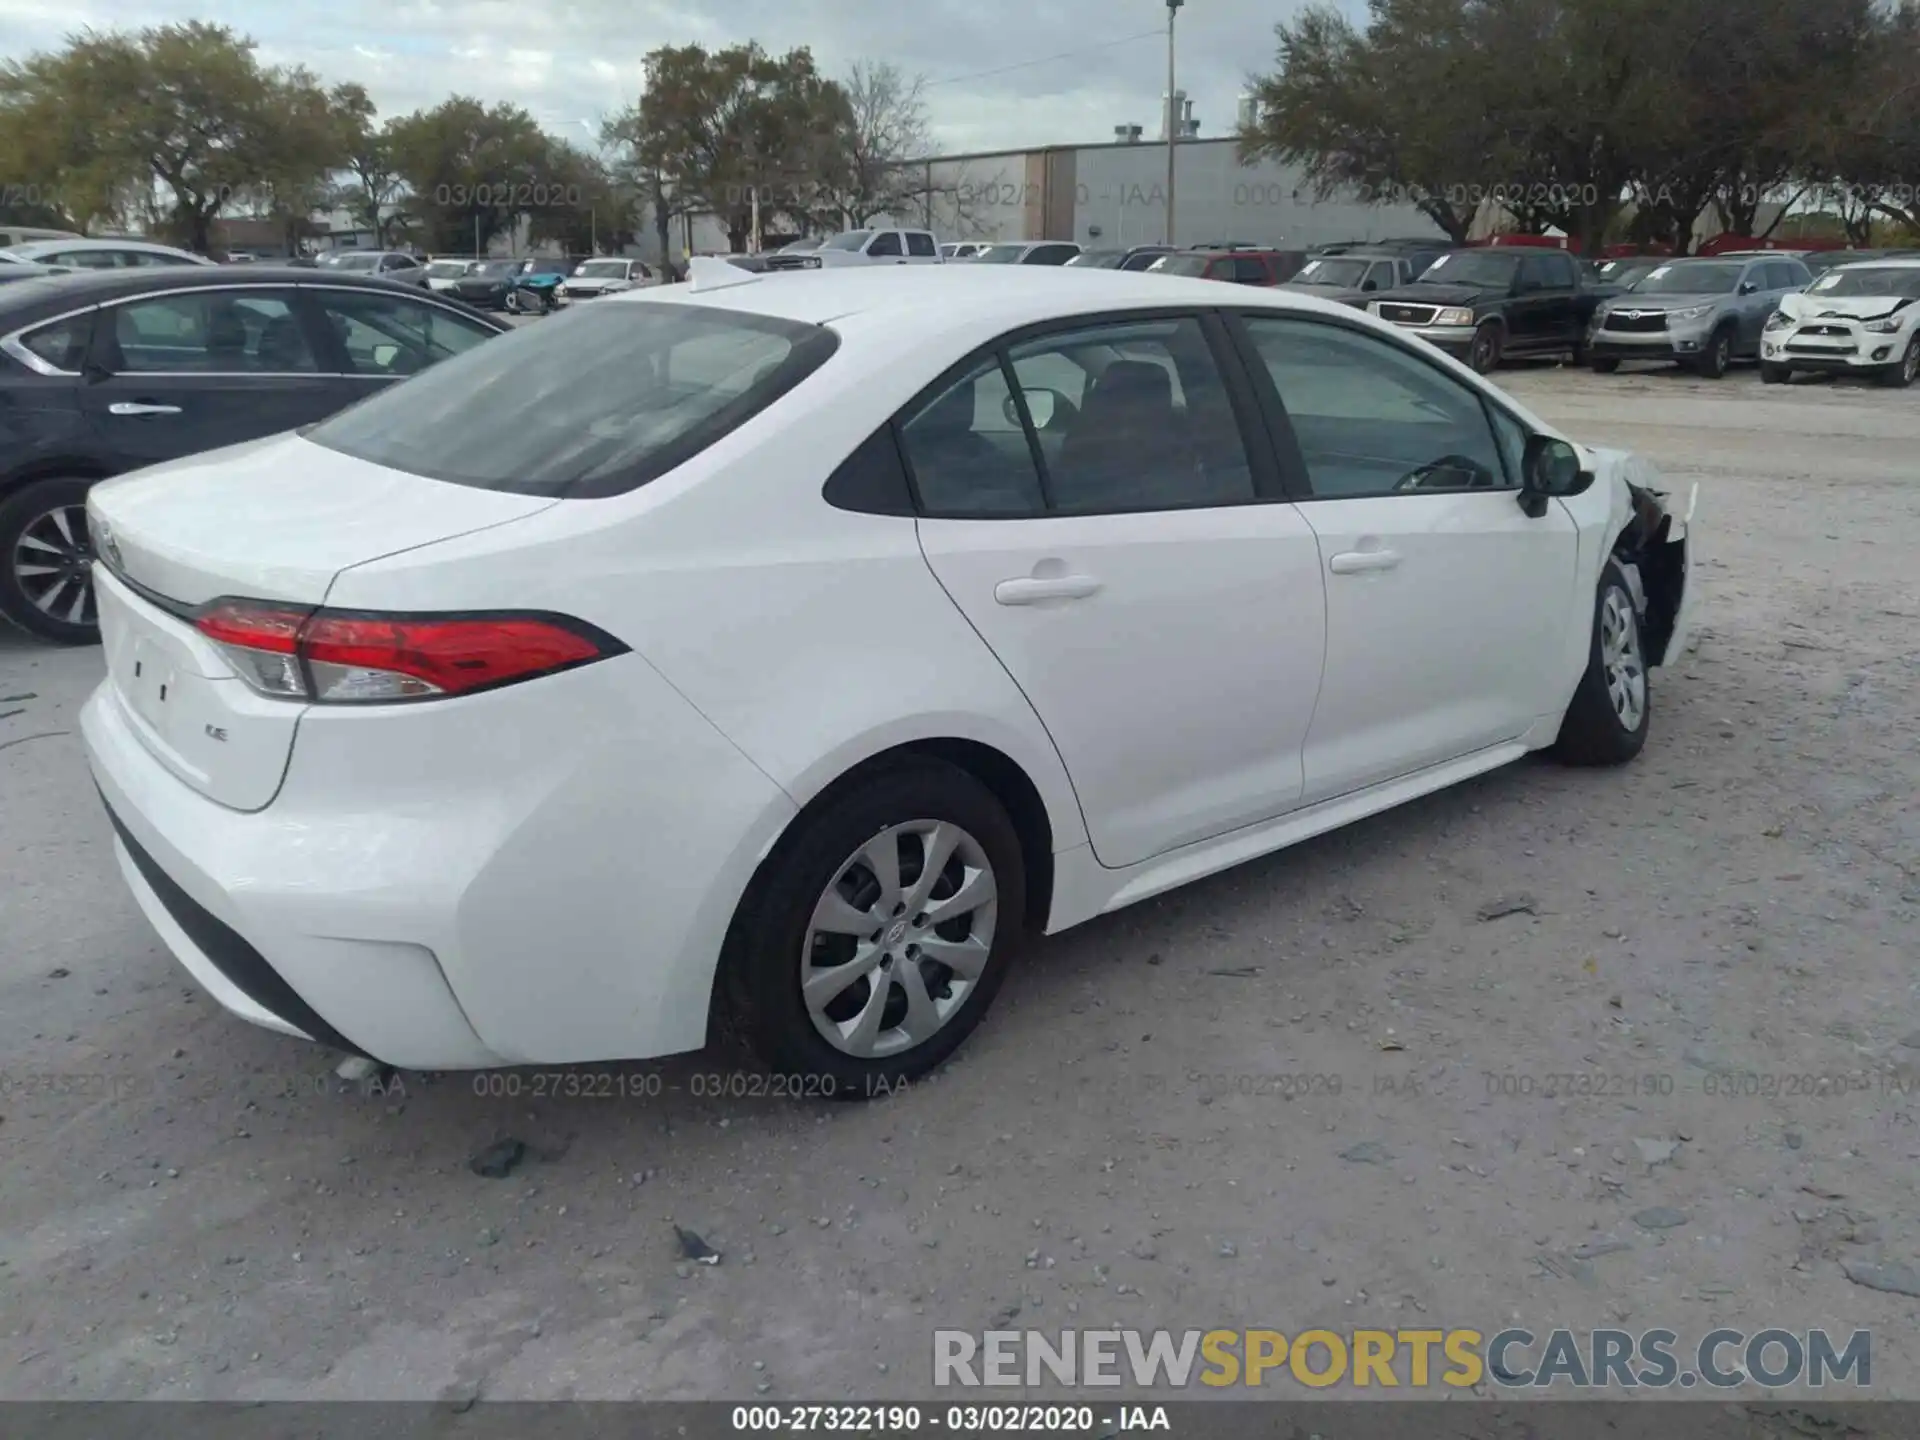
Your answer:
(305, 302), (840, 498)
(1148, 254), (1210, 276)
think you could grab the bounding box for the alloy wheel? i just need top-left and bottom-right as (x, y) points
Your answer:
(801, 820), (998, 1059)
(1599, 586), (1646, 732)
(11, 502), (95, 627)
(1904, 342), (1919, 386)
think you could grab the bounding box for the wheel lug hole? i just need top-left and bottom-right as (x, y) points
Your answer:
(906, 944), (920, 959)
(892, 903), (905, 917)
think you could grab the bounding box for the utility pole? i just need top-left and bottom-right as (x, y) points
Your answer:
(1165, 0), (1182, 248)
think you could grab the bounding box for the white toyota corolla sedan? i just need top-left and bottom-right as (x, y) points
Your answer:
(81, 259), (1698, 1094)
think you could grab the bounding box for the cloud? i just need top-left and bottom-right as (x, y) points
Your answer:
(0, 0), (1354, 153)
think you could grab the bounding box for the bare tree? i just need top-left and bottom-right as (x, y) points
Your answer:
(810, 61), (935, 230)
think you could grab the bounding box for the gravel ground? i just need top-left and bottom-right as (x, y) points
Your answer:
(1, 362), (1916, 1403)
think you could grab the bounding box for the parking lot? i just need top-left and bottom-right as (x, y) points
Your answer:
(1, 360), (1917, 1402)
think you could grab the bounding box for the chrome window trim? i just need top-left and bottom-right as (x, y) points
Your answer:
(0, 280), (501, 380)
(1, 303), (101, 377)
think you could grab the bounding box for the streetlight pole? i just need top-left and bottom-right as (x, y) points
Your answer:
(1165, 0), (1182, 248)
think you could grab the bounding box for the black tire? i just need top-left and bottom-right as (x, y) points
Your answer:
(1693, 325), (1734, 379)
(1879, 337), (1919, 389)
(721, 758), (1028, 1098)
(1590, 357), (1620, 374)
(0, 476), (102, 645)
(1760, 363), (1790, 385)
(1552, 558), (1649, 767)
(1467, 320), (1504, 375)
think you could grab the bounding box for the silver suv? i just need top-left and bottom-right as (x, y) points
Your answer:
(1587, 255), (1810, 378)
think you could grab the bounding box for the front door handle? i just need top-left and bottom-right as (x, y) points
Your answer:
(108, 402), (182, 416)
(1329, 549), (1402, 575)
(994, 574), (1101, 605)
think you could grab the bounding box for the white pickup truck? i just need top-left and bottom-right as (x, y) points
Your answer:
(763, 228), (943, 271)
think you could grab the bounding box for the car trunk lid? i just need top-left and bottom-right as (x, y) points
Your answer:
(88, 432), (557, 811)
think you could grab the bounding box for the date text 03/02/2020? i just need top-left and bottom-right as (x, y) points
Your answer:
(731, 1405), (1155, 1433)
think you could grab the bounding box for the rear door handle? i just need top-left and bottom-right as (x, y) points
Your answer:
(1329, 549), (1402, 574)
(108, 402), (182, 416)
(994, 575), (1101, 605)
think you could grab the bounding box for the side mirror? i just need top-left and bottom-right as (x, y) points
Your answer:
(1738, 280), (1758, 294)
(1361, 279), (1377, 292)
(1518, 434), (1590, 515)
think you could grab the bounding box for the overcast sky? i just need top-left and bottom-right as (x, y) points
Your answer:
(0, 0), (1356, 156)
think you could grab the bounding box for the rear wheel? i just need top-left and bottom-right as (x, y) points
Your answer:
(722, 759), (1027, 1097)
(0, 476), (101, 645)
(1760, 362), (1790, 384)
(1467, 321), (1504, 374)
(1552, 559), (1649, 767)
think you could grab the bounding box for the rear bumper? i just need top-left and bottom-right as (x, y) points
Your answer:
(86, 684), (505, 1068)
(82, 650), (799, 1069)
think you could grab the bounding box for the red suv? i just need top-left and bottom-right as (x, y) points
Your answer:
(1148, 248), (1307, 285)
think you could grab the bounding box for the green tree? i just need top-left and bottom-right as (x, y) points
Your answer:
(1240, 0), (1505, 244)
(0, 30), (151, 233)
(385, 97), (552, 254)
(0, 24), (355, 248)
(611, 43), (849, 252)
(333, 83), (410, 247)
(1825, 2), (1920, 241)
(526, 142), (636, 255)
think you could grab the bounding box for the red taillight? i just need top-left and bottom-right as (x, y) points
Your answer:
(194, 602), (622, 704)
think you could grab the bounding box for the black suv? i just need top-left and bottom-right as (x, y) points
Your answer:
(1364, 247), (1620, 373)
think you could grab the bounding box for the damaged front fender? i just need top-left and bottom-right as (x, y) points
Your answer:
(1614, 471), (1700, 668)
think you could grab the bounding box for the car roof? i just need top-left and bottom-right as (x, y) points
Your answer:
(615, 259), (1394, 332)
(0, 265), (492, 322)
(7, 237), (205, 259)
(1826, 257), (1920, 269)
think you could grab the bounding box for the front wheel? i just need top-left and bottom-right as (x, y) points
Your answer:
(1880, 338), (1919, 388)
(721, 759), (1027, 1096)
(1467, 321), (1504, 375)
(1552, 559), (1649, 767)
(0, 476), (102, 645)
(1693, 326), (1733, 379)
(1590, 357), (1620, 374)
(1760, 362), (1790, 384)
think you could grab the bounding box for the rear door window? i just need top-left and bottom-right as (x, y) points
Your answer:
(103, 290), (317, 373)
(305, 302), (839, 497)
(906, 232), (936, 257)
(898, 355), (1046, 517)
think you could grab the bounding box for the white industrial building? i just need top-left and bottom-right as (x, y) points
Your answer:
(892, 134), (1438, 251)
